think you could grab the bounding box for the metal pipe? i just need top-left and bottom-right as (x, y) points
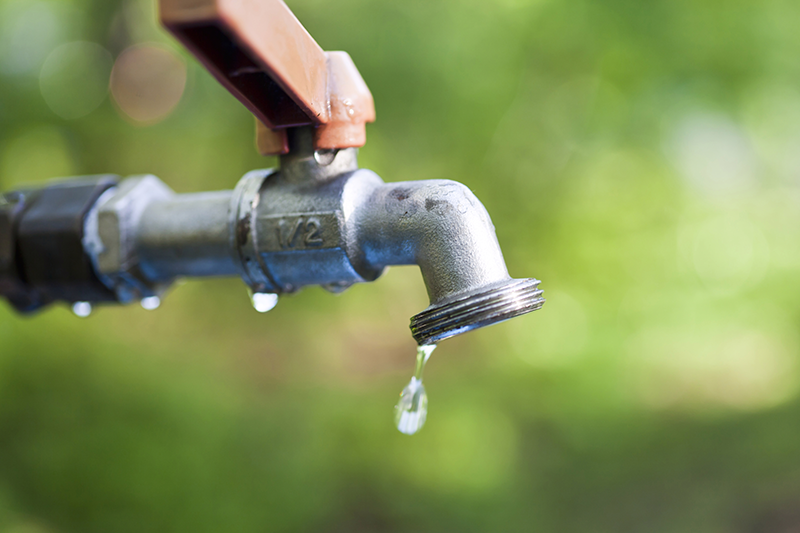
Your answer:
(136, 191), (238, 280)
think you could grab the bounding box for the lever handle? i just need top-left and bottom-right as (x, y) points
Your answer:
(160, 0), (375, 155)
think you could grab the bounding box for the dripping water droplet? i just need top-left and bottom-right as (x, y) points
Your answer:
(394, 344), (436, 435)
(251, 292), (278, 313)
(314, 149), (338, 166)
(140, 296), (161, 310)
(72, 301), (92, 318)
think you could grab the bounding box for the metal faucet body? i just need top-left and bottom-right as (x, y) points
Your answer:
(1, 129), (543, 343)
(0, 1), (545, 344)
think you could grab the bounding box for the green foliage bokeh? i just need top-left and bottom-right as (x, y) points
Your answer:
(2, 0), (800, 530)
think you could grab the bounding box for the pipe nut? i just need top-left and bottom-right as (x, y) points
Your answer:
(90, 175), (174, 302)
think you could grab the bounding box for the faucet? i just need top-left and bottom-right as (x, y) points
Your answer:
(0, 0), (544, 345)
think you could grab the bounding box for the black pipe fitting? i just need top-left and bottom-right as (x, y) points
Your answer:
(0, 176), (119, 312)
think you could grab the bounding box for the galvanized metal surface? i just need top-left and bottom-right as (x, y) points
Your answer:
(71, 127), (544, 342)
(86, 175), (174, 302)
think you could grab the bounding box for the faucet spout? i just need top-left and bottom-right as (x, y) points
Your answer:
(355, 180), (544, 345)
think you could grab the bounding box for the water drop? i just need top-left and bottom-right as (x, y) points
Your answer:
(314, 149), (338, 166)
(72, 301), (92, 318)
(140, 296), (160, 310)
(251, 292), (278, 313)
(394, 344), (436, 435)
(321, 281), (352, 294)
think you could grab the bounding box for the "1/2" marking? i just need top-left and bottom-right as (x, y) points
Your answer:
(276, 216), (324, 249)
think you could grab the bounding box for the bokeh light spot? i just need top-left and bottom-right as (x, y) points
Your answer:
(667, 114), (759, 198)
(0, 0), (76, 76)
(110, 44), (187, 124)
(39, 41), (113, 119)
(685, 215), (769, 293)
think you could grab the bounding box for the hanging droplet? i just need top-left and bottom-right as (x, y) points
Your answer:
(394, 344), (437, 435)
(395, 377), (428, 435)
(321, 281), (352, 294)
(314, 149), (338, 166)
(72, 301), (92, 318)
(250, 292), (279, 313)
(140, 296), (161, 310)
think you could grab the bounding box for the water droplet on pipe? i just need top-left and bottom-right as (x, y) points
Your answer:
(72, 301), (92, 317)
(251, 292), (279, 313)
(140, 296), (161, 310)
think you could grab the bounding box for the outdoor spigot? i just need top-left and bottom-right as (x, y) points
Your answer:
(0, 0), (544, 344)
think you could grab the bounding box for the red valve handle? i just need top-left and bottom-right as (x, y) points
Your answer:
(160, 0), (375, 155)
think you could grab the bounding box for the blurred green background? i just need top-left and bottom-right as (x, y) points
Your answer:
(3, 0), (800, 530)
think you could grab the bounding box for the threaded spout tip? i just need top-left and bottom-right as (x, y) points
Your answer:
(409, 278), (544, 345)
